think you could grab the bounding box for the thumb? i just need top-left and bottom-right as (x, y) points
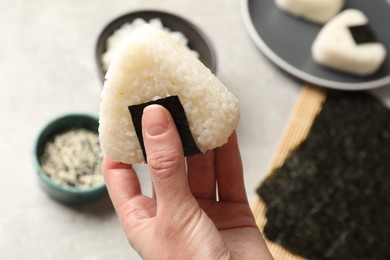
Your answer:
(142, 105), (194, 212)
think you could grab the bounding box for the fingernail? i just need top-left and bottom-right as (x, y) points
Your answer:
(143, 105), (169, 136)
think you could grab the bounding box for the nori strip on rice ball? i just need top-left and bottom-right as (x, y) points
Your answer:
(128, 95), (201, 162)
(258, 91), (390, 260)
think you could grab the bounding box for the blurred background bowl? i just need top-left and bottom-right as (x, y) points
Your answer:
(32, 114), (107, 205)
(95, 10), (217, 82)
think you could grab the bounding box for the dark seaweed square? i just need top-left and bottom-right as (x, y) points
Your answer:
(348, 24), (378, 45)
(128, 95), (201, 162)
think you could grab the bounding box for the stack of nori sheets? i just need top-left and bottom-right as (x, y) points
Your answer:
(258, 88), (390, 260)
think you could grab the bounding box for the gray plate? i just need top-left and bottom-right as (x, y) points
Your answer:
(241, 0), (390, 90)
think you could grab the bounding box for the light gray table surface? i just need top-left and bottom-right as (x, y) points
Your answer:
(1, 0), (390, 259)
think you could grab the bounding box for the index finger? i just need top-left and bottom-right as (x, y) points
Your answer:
(102, 156), (142, 210)
(215, 131), (248, 203)
(187, 150), (217, 200)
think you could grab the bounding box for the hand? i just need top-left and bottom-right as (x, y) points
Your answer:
(102, 105), (273, 260)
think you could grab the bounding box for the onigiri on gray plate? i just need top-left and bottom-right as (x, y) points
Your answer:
(241, 0), (390, 90)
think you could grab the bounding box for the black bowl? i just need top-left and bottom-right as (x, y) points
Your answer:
(95, 10), (217, 82)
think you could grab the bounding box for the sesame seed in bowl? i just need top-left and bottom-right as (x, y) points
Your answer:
(39, 128), (103, 189)
(33, 114), (107, 205)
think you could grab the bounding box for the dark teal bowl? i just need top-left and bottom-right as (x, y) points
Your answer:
(33, 114), (107, 205)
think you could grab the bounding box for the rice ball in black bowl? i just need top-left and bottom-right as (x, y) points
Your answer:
(95, 10), (217, 82)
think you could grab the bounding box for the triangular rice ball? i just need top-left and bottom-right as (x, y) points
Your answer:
(99, 25), (239, 164)
(312, 9), (387, 76)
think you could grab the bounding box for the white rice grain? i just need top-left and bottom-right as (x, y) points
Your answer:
(102, 18), (199, 71)
(99, 25), (239, 164)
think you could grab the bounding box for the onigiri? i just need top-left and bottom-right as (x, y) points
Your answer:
(275, 0), (345, 24)
(312, 9), (387, 76)
(99, 25), (240, 164)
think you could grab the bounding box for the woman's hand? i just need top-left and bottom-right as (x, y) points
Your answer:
(102, 105), (273, 260)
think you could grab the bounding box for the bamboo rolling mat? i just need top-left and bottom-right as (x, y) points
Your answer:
(252, 85), (327, 260)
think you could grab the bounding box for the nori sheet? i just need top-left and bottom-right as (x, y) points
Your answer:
(348, 24), (378, 45)
(258, 92), (390, 260)
(128, 95), (201, 162)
